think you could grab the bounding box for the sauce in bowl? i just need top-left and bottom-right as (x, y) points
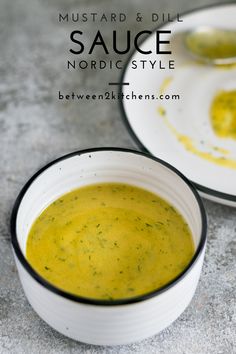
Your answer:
(26, 183), (194, 300)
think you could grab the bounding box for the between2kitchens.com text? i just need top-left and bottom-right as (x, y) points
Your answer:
(58, 90), (180, 101)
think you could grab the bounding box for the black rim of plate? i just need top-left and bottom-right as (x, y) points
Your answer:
(119, 1), (236, 204)
(11, 147), (207, 306)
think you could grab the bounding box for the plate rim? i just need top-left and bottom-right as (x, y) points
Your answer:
(119, 1), (236, 204)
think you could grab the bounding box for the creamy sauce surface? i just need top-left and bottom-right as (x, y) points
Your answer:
(27, 183), (194, 300)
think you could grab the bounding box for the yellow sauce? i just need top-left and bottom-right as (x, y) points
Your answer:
(159, 76), (173, 95)
(176, 134), (236, 168)
(185, 30), (236, 61)
(26, 183), (194, 300)
(157, 105), (236, 169)
(210, 90), (236, 140)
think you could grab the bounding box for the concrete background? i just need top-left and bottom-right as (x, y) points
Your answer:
(1, 0), (236, 353)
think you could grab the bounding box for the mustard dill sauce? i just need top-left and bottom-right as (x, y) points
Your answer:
(26, 183), (194, 300)
(185, 30), (236, 61)
(210, 90), (236, 140)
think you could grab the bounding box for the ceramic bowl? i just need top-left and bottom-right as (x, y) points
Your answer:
(11, 148), (207, 345)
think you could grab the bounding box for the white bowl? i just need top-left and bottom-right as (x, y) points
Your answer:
(11, 148), (207, 346)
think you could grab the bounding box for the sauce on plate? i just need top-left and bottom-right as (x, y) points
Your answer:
(210, 90), (236, 140)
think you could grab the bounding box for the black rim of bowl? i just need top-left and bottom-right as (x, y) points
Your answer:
(11, 147), (207, 306)
(119, 1), (236, 204)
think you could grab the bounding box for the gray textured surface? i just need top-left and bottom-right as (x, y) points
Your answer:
(1, 0), (236, 353)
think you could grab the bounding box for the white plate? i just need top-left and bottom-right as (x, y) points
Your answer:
(120, 3), (236, 207)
